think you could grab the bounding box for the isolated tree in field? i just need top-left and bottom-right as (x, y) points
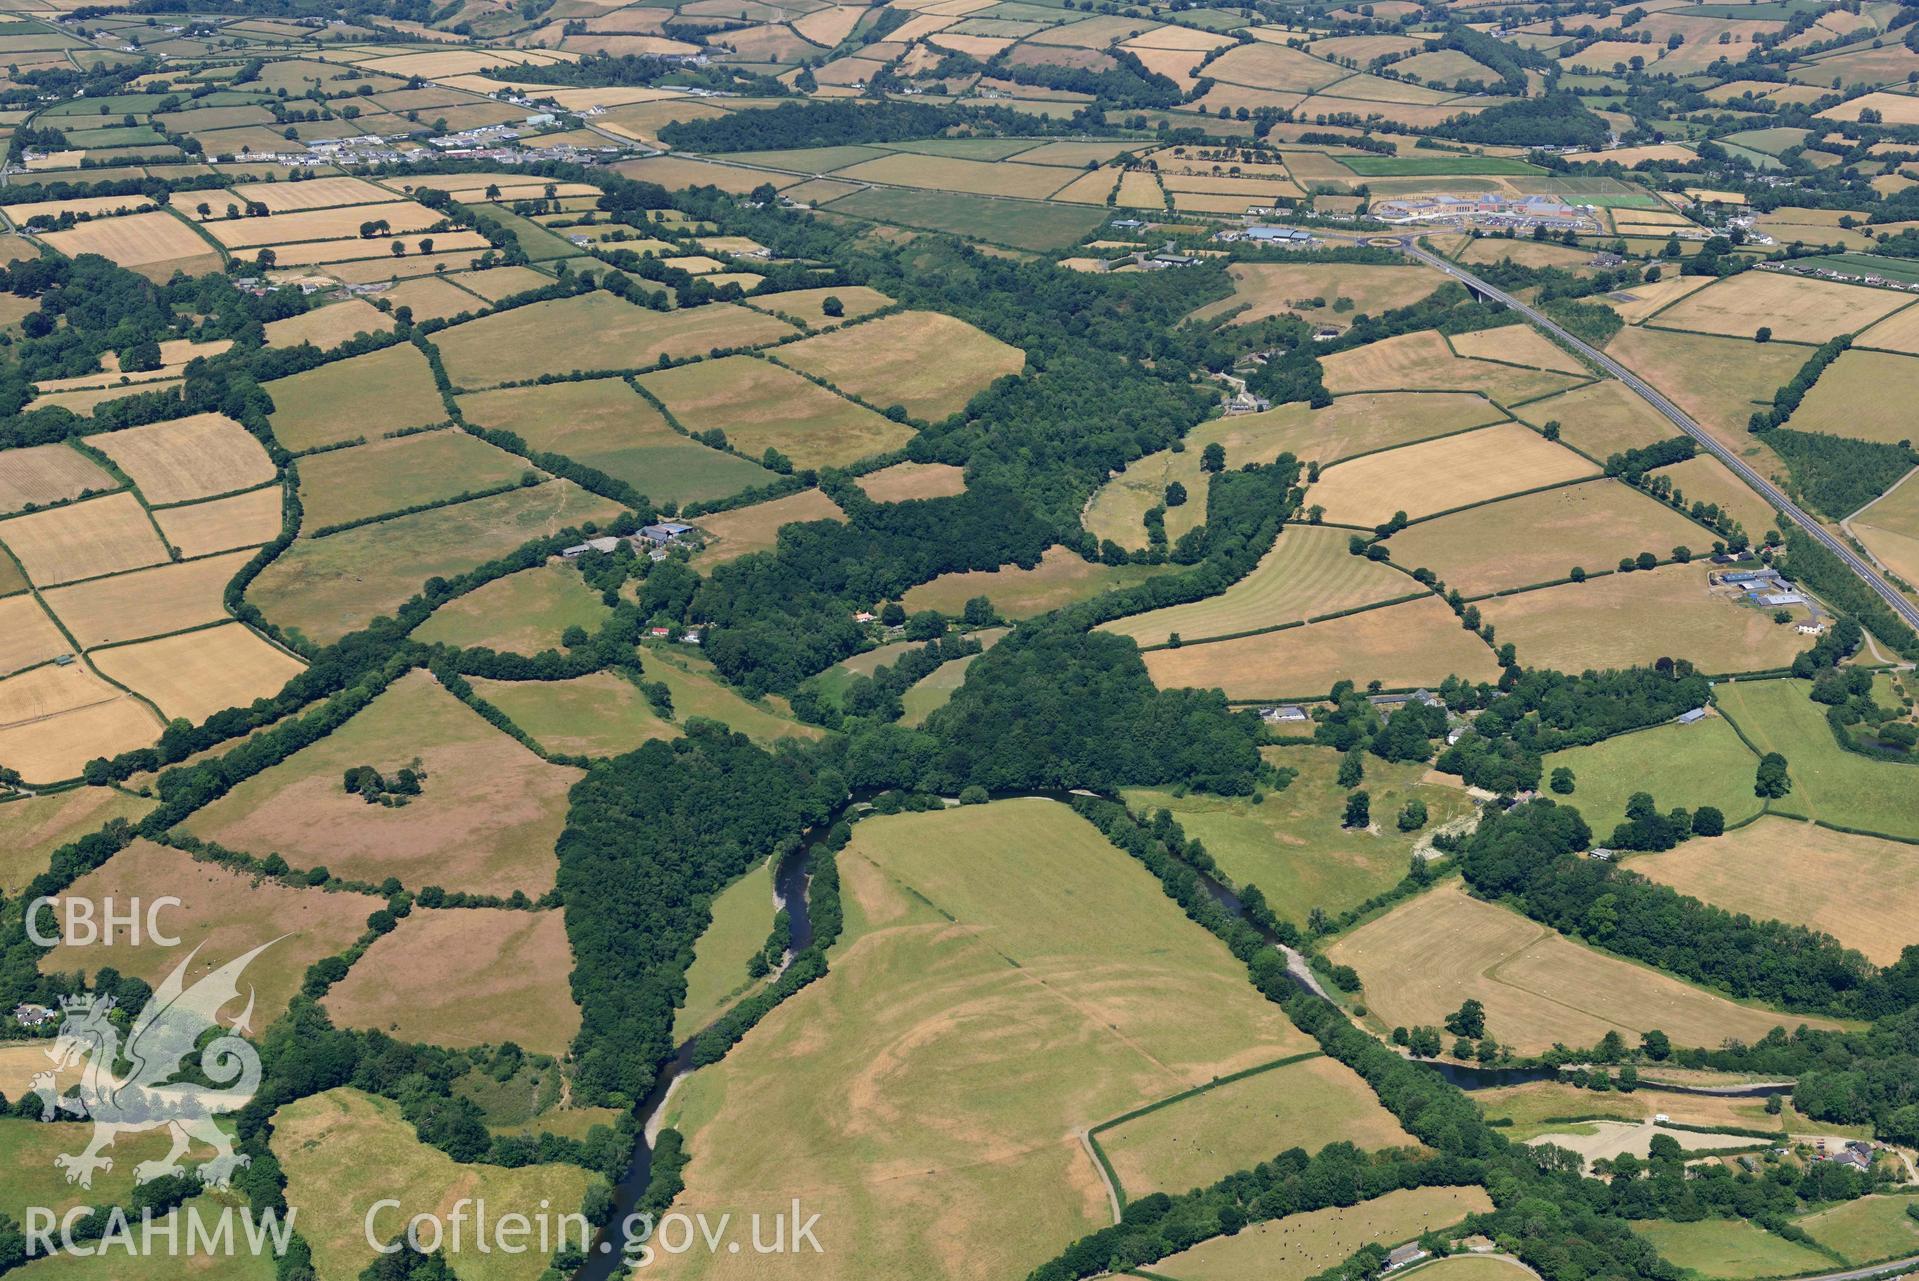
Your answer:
(1549, 766), (1575, 794)
(1542, 420), (1561, 441)
(1343, 790), (1371, 829)
(1755, 751), (1792, 798)
(1756, 326), (1772, 343)
(1200, 441), (1226, 473)
(1446, 998), (1485, 1039)
(821, 294), (844, 318)
(1164, 480), (1186, 507)
(1692, 806), (1725, 836)
(1338, 750), (1364, 788)
(1397, 799), (1427, 831)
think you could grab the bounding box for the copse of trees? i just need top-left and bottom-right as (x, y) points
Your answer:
(1431, 94), (1609, 148)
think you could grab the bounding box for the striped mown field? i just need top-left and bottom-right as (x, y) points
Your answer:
(1100, 524), (1419, 647)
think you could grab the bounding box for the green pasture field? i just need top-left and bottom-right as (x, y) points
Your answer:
(457, 377), (776, 506)
(247, 480), (623, 646)
(462, 200), (579, 260)
(411, 561), (612, 656)
(673, 854), (777, 1043)
(295, 429), (534, 530)
(642, 648), (825, 746)
(0, 1119), (178, 1221)
(1100, 524), (1418, 648)
(1629, 1218), (1832, 1280)
(639, 355), (913, 469)
(820, 185), (1106, 251)
(1340, 155), (1546, 176)
(1096, 1052), (1413, 1200)
(1793, 1194), (1919, 1265)
(657, 799), (1314, 1281)
(470, 671), (678, 756)
(903, 544), (1177, 619)
(431, 293), (797, 388)
(899, 629), (1006, 727)
(273, 1088), (598, 1281)
(264, 341), (448, 452)
(1714, 677), (1919, 840)
(1542, 714), (1761, 835)
(183, 670), (580, 898)
(1788, 254), (1919, 286)
(17, 1195), (276, 1280)
(1125, 745), (1476, 926)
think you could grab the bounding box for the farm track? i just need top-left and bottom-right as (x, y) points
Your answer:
(1401, 244), (1919, 634)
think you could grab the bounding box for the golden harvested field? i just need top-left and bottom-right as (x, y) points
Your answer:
(325, 907), (578, 1055)
(41, 548), (250, 649)
(1785, 349), (1919, 444)
(44, 839), (370, 1022)
(640, 355), (913, 469)
(1145, 595), (1501, 698)
(1101, 524), (1420, 646)
(1599, 274), (1714, 324)
(1605, 327), (1807, 439)
(1189, 261), (1445, 326)
(262, 230), (492, 267)
(1817, 89), (1919, 125)
(89, 412), (275, 505)
(37, 210), (221, 280)
(857, 460), (968, 501)
(249, 481), (620, 644)
(1657, 455), (1783, 540)
(1387, 480), (1705, 596)
(1633, 817), (1919, 966)
(1238, 391), (1508, 468)
(1449, 323), (1587, 374)
(1855, 300), (1919, 354)
(1099, 1054), (1415, 1200)
(433, 293), (796, 387)
(1654, 270), (1912, 343)
(1854, 475), (1919, 590)
(692, 488), (847, 563)
(1151, 1187), (1497, 1281)
(0, 786), (150, 895)
(0, 665), (159, 784)
(152, 485), (283, 557)
(265, 341), (448, 452)
(262, 296), (395, 348)
(183, 670), (579, 896)
(0, 594), (68, 677)
(91, 621), (304, 724)
(0, 442), (116, 513)
(1308, 422), (1598, 525)
(274, 1088), (598, 1281)
(297, 429), (532, 530)
(1327, 883), (1841, 1054)
(659, 800), (1312, 1281)
(1513, 380), (1679, 461)
(1205, 40), (1348, 90)
(201, 199), (444, 248)
(451, 265), (552, 302)
(231, 174), (393, 211)
(742, 283), (894, 329)
(1477, 563), (1808, 675)
(2, 192), (154, 223)
(0, 492), (169, 586)
(380, 274), (487, 321)
(1320, 330), (1586, 403)
(779, 310), (1025, 421)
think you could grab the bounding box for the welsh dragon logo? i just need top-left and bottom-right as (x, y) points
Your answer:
(29, 940), (275, 1190)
